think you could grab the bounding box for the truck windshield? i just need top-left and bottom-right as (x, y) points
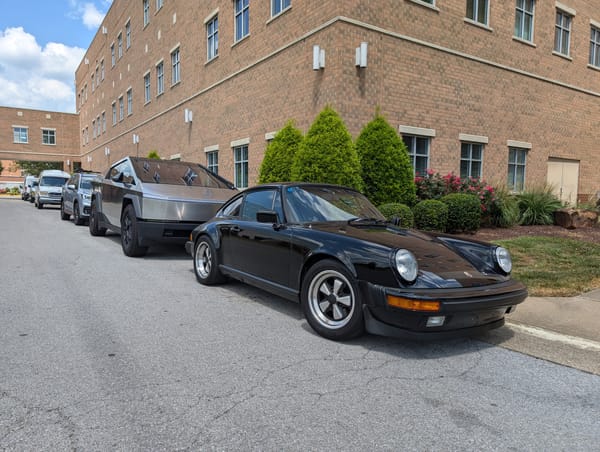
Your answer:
(40, 177), (69, 187)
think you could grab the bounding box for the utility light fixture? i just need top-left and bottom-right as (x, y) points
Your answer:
(355, 42), (368, 68)
(312, 45), (325, 70)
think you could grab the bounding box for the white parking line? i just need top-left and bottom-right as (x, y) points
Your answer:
(507, 321), (600, 352)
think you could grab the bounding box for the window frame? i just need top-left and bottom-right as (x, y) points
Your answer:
(590, 26), (600, 67)
(207, 15), (219, 61)
(118, 96), (124, 122)
(466, 0), (489, 26)
(126, 20), (131, 49)
(171, 47), (181, 85)
(111, 43), (116, 67)
(41, 128), (56, 145)
(460, 142), (484, 179)
(156, 61), (164, 95)
(13, 126), (28, 144)
(144, 72), (151, 103)
(143, 0), (150, 27)
(507, 147), (528, 192)
(112, 102), (117, 125)
(554, 9), (572, 56)
(233, 144), (249, 189)
(207, 151), (219, 175)
(271, 0), (291, 18)
(117, 32), (123, 59)
(234, 0), (250, 42)
(514, 0), (535, 42)
(402, 134), (431, 177)
(126, 88), (133, 116)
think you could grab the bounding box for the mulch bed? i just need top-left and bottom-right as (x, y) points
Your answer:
(457, 224), (600, 245)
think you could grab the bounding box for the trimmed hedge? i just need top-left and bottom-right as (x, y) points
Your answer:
(413, 199), (448, 232)
(378, 203), (414, 228)
(441, 193), (481, 233)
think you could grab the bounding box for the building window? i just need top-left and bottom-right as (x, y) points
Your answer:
(112, 102), (117, 125)
(100, 59), (105, 80)
(156, 62), (164, 95)
(91, 74), (95, 92)
(111, 43), (116, 67)
(143, 0), (150, 27)
(117, 32), (123, 59)
(13, 127), (28, 143)
(207, 15), (219, 61)
(514, 0), (535, 42)
(234, 145), (248, 188)
(466, 0), (488, 26)
(508, 148), (527, 191)
(590, 27), (600, 67)
(554, 10), (572, 56)
(119, 96), (124, 121)
(97, 116), (101, 137)
(171, 47), (180, 84)
(127, 88), (133, 115)
(234, 0), (249, 42)
(207, 151), (219, 174)
(157, 0), (163, 10)
(92, 120), (97, 139)
(460, 142), (483, 179)
(144, 73), (151, 103)
(126, 21), (131, 49)
(42, 129), (56, 145)
(272, 0), (290, 17)
(402, 135), (430, 177)
(102, 111), (106, 133)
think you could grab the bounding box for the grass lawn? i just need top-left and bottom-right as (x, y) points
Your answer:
(495, 236), (600, 297)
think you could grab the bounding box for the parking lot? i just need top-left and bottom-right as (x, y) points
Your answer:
(1, 199), (599, 450)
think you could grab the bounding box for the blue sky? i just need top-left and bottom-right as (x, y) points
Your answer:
(0, 0), (112, 113)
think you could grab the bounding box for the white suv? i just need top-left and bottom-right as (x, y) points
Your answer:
(35, 169), (70, 209)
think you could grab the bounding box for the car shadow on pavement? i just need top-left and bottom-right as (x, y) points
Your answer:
(199, 278), (513, 359)
(102, 233), (190, 261)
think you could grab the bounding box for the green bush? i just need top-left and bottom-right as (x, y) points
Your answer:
(441, 193), (481, 233)
(291, 106), (363, 190)
(258, 121), (303, 183)
(378, 203), (414, 228)
(516, 186), (563, 225)
(10, 186), (20, 195)
(356, 114), (416, 206)
(489, 187), (520, 228)
(413, 199), (448, 232)
(147, 151), (161, 159)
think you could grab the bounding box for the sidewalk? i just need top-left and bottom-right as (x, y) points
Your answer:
(508, 289), (600, 343)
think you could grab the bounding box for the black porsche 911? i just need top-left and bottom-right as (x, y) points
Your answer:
(185, 183), (527, 341)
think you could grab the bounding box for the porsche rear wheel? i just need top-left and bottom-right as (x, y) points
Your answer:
(301, 260), (364, 341)
(194, 236), (225, 285)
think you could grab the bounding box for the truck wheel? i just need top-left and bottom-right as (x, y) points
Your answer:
(89, 200), (107, 237)
(121, 204), (148, 257)
(60, 201), (70, 220)
(73, 201), (84, 225)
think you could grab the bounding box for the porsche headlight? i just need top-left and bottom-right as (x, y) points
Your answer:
(394, 249), (418, 283)
(495, 247), (512, 274)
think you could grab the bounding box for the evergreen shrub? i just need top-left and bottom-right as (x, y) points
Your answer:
(441, 193), (481, 233)
(413, 199), (448, 232)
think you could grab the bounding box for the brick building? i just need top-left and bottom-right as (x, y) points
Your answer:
(70, 0), (599, 203)
(0, 107), (79, 187)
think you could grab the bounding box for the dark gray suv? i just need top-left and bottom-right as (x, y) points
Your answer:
(61, 172), (100, 225)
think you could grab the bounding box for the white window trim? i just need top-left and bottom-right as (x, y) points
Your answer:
(591, 19), (600, 29)
(204, 8), (219, 24)
(507, 140), (532, 149)
(404, 0), (439, 12)
(555, 2), (576, 17)
(231, 137), (250, 147)
(169, 153), (181, 160)
(459, 133), (488, 144)
(265, 131), (276, 141)
(399, 125), (436, 137)
(204, 144), (219, 153)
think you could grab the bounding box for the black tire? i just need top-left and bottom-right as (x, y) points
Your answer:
(120, 204), (148, 257)
(73, 201), (84, 225)
(193, 236), (225, 285)
(60, 201), (70, 220)
(301, 260), (364, 341)
(89, 200), (107, 237)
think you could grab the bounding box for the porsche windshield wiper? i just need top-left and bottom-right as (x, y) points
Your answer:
(347, 217), (387, 225)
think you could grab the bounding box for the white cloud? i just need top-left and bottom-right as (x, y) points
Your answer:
(0, 27), (85, 113)
(69, 1), (111, 30)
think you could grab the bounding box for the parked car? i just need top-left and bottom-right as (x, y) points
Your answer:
(186, 183), (528, 341)
(61, 171), (101, 225)
(29, 180), (38, 203)
(89, 156), (237, 257)
(21, 175), (38, 201)
(35, 169), (71, 209)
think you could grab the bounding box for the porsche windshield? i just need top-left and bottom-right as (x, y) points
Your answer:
(284, 185), (385, 223)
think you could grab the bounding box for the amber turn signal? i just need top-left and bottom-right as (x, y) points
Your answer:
(386, 296), (441, 312)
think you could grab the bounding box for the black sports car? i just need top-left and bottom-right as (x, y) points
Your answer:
(185, 183), (527, 341)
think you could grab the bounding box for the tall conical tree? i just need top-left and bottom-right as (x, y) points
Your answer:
(258, 121), (303, 183)
(356, 113), (416, 206)
(291, 106), (362, 190)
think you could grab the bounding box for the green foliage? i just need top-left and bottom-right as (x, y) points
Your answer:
(147, 151), (161, 159)
(413, 199), (448, 232)
(0, 160), (3, 175)
(378, 202), (414, 228)
(516, 186), (563, 225)
(489, 186), (520, 228)
(441, 193), (481, 233)
(356, 114), (416, 206)
(258, 121), (303, 183)
(291, 106), (362, 190)
(16, 161), (63, 176)
(10, 186), (20, 195)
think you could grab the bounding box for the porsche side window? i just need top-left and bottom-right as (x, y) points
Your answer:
(220, 197), (242, 218)
(241, 190), (277, 221)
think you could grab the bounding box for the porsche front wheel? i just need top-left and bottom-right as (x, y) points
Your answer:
(301, 260), (364, 341)
(194, 237), (225, 285)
